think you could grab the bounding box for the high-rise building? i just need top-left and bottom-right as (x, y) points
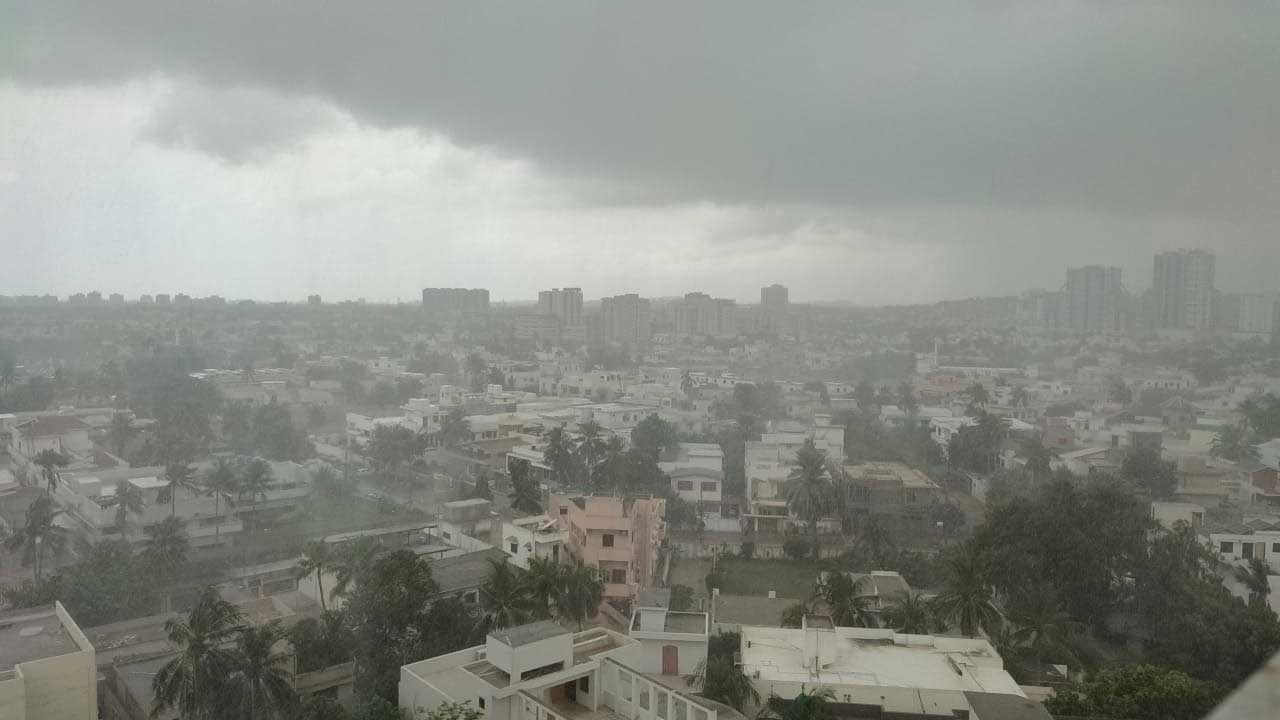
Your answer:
(674, 292), (737, 338)
(1153, 250), (1215, 331)
(600, 293), (651, 349)
(1065, 266), (1124, 334)
(1231, 293), (1279, 338)
(421, 287), (490, 314)
(537, 287), (583, 326)
(307, 294), (322, 306)
(761, 284), (789, 312)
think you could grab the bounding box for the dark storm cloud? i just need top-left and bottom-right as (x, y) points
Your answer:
(5, 1), (1278, 217)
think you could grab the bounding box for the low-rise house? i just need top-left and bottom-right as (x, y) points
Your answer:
(0, 602), (98, 720)
(399, 621), (740, 720)
(628, 589), (709, 675)
(502, 515), (568, 570)
(1210, 529), (1280, 573)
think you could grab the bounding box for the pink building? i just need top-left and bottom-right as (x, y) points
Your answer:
(548, 494), (666, 600)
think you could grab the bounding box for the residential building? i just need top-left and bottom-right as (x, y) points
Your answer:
(1211, 530), (1280, 573)
(674, 293), (737, 338)
(502, 515), (569, 570)
(738, 622), (1044, 720)
(600, 294), (651, 349)
(399, 621), (740, 720)
(548, 494), (666, 599)
(1065, 265), (1125, 335)
(1153, 249), (1216, 331)
(1231, 293), (1278, 339)
(538, 288), (584, 327)
(1259, 438), (1280, 472)
(422, 287), (490, 314)
(0, 602), (97, 720)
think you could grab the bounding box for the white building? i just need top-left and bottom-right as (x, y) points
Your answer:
(628, 590), (709, 676)
(739, 622), (1039, 720)
(1211, 530), (1280, 573)
(399, 621), (740, 720)
(501, 515), (569, 570)
(1258, 438), (1280, 472)
(0, 602), (97, 720)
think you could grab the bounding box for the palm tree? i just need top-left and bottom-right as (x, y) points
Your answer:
(523, 556), (564, 618)
(542, 426), (578, 487)
(964, 383), (989, 410)
(685, 656), (759, 712)
(1211, 423), (1259, 462)
(1019, 435), (1057, 480)
(228, 621), (296, 720)
(779, 600), (812, 628)
(4, 496), (67, 581)
(163, 461), (199, 516)
(479, 559), (534, 632)
(883, 592), (935, 634)
(932, 545), (1001, 638)
(596, 435), (626, 490)
(856, 515), (895, 567)
(465, 353), (488, 391)
(575, 420), (605, 485)
(143, 515), (191, 578)
(816, 573), (876, 628)
(152, 586), (246, 720)
(113, 480), (145, 537)
(557, 564), (603, 631)
(330, 536), (382, 600)
(33, 449), (69, 495)
(240, 459), (274, 529)
(758, 688), (836, 720)
(437, 407), (472, 448)
(108, 412), (136, 457)
(1009, 585), (1080, 672)
(204, 459), (240, 544)
(786, 439), (832, 562)
(297, 541), (335, 612)
(1235, 558), (1272, 606)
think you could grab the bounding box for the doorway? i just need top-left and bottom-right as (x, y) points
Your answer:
(662, 645), (679, 675)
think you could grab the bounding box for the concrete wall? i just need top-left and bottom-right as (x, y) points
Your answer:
(0, 670), (28, 720)
(631, 637), (707, 676)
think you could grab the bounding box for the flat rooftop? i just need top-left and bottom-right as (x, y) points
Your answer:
(632, 611), (708, 634)
(490, 620), (567, 647)
(740, 626), (1022, 697)
(0, 606), (77, 671)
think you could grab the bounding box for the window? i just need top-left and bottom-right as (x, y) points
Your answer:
(677, 480), (694, 491)
(1243, 543), (1254, 560)
(1220, 541), (1234, 553)
(510, 542), (518, 554)
(611, 569), (627, 584)
(602, 533), (614, 547)
(559, 507), (568, 515)
(700, 481), (717, 492)
(478, 698), (485, 709)
(578, 676), (589, 693)
(1273, 543), (1280, 553)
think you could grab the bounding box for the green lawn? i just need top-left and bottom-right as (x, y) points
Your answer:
(710, 558), (823, 599)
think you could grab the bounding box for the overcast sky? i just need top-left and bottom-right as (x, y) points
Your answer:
(2, 2), (1278, 305)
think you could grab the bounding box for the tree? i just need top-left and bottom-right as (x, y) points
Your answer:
(758, 688), (835, 720)
(1043, 665), (1215, 720)
(478, 559), (534, 632)
(932, 545), (1001, 638)
(786, 439), (832, 561)
(113, 480), (146, 534)
(669, 584), (695, 611)
(424, 701), (485, 720)
(298, 541), (336, 612)
(508, 459), (543, 514)
(368, 381), (398, 408)
(108, 412), (136, 456)
(204, 459), (240, 543)
(782, 538), (810, 561)
(1019, 435), (1056, 480)
(1120, 447), (1178, 499)
(288, 611), (354, 673)
(1211, 423), (1259, 462)
(853, 381), (875, 412)
(779, 600), (811, 628)
(816, 573), (875, 628)
(882, 592), (934, 634)
(1235, 558), (1272, 607)
(963, 383), (989, 411)
(1240, 393), (1280, 439)
(632, 415), (679, 459)
(162, 461), (199, 516)
(367, 425), (419, 485)
(438, 407), (472, 449)
(855, 515), (895, 567)
(152, 586), (247, 720)
(33, 448), (68, 495)
(523, 556), (564, 618)
(464, 354), (488, 391)
(896, 382), (918, 415)
(685, 656), (759, 712)
(1008, 584), (1080, 671)
(143, 515), (191, 578)
(240, 459), (275, 525)
(557, 564), (603, 630)
(4, 496), (67, 581)
(331, 537), (384, 600)
(229, 621), (296, 720)
(344, 550), (439, 700)
(542, 426), (579, 487)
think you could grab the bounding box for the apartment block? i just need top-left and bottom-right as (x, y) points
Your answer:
(548, 494), (666, 599)
(0, 603), (97, 720)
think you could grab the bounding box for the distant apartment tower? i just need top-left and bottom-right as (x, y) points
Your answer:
(307, 294), (322, 306)
(1232, 293), (1278, 338)
(537, 287), (583, 326)
(675, 292), (737, 337)
(421, 287), (490, 314)
(1153, 250), (1216, 331)
(1016, 290), (1067, 331)
(600, 293), (651, 348)
(761, 284), (789, 313)
(154, 293), (171, 305)
(1065, 266), (1124, 334)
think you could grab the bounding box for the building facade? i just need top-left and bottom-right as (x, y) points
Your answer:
(1153, 250), (1215, 331)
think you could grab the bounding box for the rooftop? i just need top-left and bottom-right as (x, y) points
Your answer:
(17, 415), (91, 437)
(739, 626), (1022, 697)
(430, 548), (511, 594)
(490, 619), (568, 647)
(631, 611), (709, 635)
(127, 475), (168, 490)
(0, 605), (78, 671)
